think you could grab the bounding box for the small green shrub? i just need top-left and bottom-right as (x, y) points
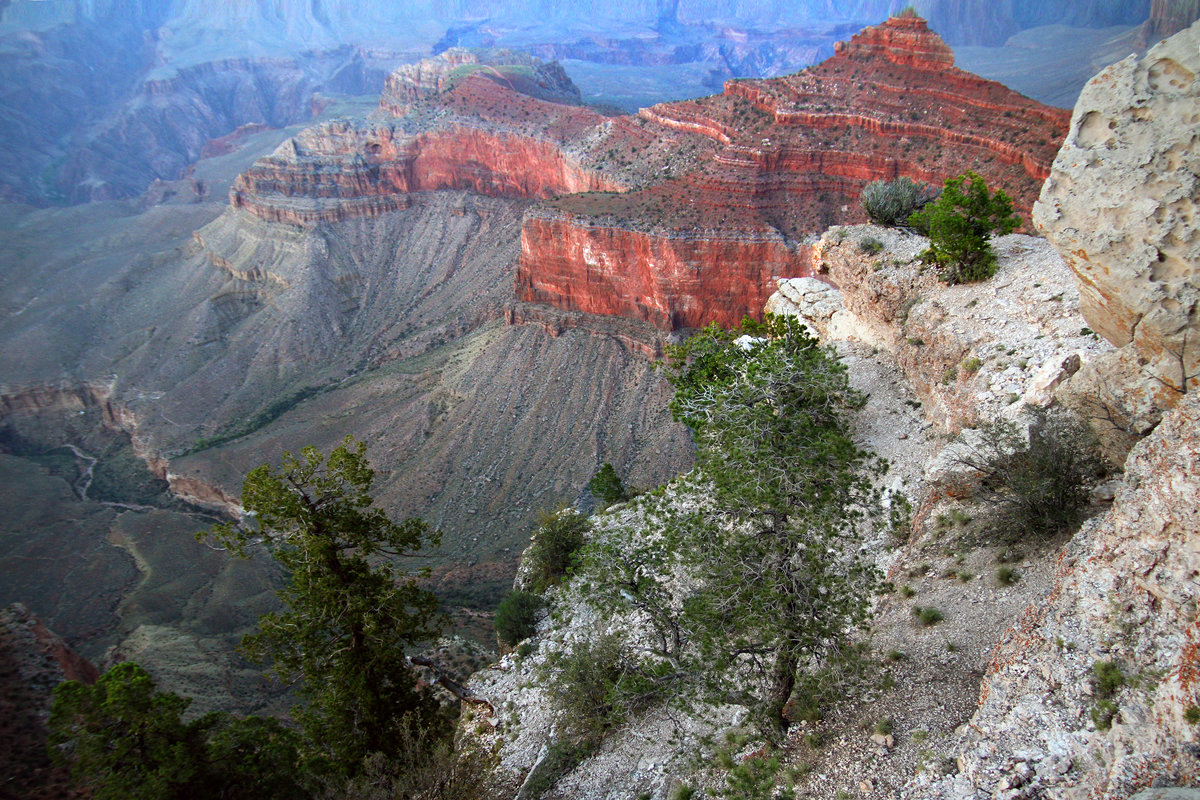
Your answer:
(1092, 661), (1125, 699)
(873, 718), (894, 736)
(525, 507), (589, 592)
(859, 236), (885, 255)
(959, 410), (1105, 541)
(1185, 706), (1200, 725)
(588, 463), (630, 508)
(995, 566), (1019, 585)
(962, 357), (983, 374)
(671, 785), (696, 800)
(541, 633), (661, 740)
(909, 171), (1021, 284)
(913, 606), (944, 626)
(1091, 699), (1119, 731)
(860, 176), (937, 226)
(886, 649), (907, 661)
(494, 591), (544, 649)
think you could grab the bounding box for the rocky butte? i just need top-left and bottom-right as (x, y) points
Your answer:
(231, 17), (1070, 333)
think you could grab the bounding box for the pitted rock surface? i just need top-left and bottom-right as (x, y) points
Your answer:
(1034, 21), (1200, 427)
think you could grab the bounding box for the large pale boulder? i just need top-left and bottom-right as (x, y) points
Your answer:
(1034, 21), (1200, 439)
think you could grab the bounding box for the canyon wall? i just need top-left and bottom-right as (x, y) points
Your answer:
(515, 16), (1069, 332)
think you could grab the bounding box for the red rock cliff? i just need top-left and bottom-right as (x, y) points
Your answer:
(229, 22), (1069, 333)
(515, 15), (1070, 331)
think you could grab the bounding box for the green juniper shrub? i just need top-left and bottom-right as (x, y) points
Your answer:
(913, 606), (944, 627)
(909, 171), (1021, 284)
(1092, 661), (1125, 699)
(525, 506), (590, 592)
(541, 633), (663, 741)
(1092, 699), (1119, 731)
(588, 462), (631, 509)
(860, 176), (938, 226)
(996, 566), (1019, 585)
(493, 591), (544, 649)
(858, 236), (885, 256)
(1185, 706), (1200, 725)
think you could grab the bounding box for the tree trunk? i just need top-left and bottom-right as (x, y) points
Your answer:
(765, 648), (798, 738)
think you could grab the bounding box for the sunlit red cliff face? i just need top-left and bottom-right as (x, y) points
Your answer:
(231, 18), (1070, 333)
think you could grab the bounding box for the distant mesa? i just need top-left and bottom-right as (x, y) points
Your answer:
(229, 15), (1070, 332)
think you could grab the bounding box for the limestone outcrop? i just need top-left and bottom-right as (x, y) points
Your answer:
(780, 225), (1113, 435)
(1034, 20), (1200, 450)
(920, 390), (1200, 799)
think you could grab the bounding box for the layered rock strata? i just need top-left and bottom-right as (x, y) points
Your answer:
(1035, 21), (1200, 452)
(231, 18), (1068, 333)
(516, 16), (1070, 331)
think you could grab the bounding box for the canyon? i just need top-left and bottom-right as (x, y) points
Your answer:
(1, 7), (1199, 798)
(2, 0), (1192, 206)
(233, 18), (1070, 332)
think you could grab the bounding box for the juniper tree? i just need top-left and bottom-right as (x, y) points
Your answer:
(576, 316), (887, 737)
(202, 435), (445, 774)
(909, 171), (1020, 283)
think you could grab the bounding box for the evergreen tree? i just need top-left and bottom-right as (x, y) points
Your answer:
(909, 171), (1021, 283)
(203, 435), (445, 774)
(576, 316), (887, 737)
(47, 662), (306, 800)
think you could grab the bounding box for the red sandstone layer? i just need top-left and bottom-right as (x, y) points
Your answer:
(229, 18), (1070, 333)
(517, 214), (805, 330)
(516, 16), (1070, 331)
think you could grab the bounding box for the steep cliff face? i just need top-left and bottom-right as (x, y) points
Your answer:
(0, 604), (96, 800)
(516, 16), (1069, 332)
(1035, 21), (1200, 454)
(231, 115), (621, 227)
(1141, 0), (1200, 44)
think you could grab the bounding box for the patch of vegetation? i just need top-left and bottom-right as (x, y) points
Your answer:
(858, 236), (885, 256)
(579, 315), (889, 739)
(1092, 661), (1125, 699)
(909, 171), (1021, 284)
(493, 591), (544, 649)
(524, 506), (589, 593)
(996, 566), (1020, 586)
(588, 462), (631, 509)
(48, 662), (308, 800)
(913, 606), (944, 627)
(88, 443), (172, 506)
(1092, 699), (1119, 731)
(860, 176), (937, 226)
(541, 632), (664, 741)
(187, 385), (328, 454)
(955, 410), (1105, 542)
